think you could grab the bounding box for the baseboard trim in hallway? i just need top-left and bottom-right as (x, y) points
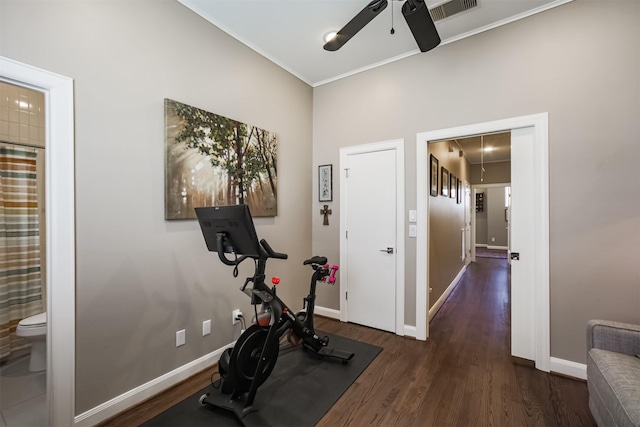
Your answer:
(429, 264), (468, 321)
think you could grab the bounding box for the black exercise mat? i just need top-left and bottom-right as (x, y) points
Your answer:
(142, 332), (381, 427)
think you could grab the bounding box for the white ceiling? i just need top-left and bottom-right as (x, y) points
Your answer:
(451, 131), (511, 164)
(179, 0), (570, 87)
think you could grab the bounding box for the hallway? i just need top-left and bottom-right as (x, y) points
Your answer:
(316, 257), (595, 426)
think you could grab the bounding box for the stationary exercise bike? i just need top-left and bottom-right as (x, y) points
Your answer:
(195, 205), (354, 426)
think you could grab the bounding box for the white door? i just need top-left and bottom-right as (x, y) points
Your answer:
(341, 144), (400, 333)
(510, 127), (536, 361)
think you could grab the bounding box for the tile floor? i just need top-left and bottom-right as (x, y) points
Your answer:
(0, 356), (46, 427)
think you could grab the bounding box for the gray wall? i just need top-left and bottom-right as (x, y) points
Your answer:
(313, 0), (640, 364)
(428, 141), (470, 308)
(471, 160), (511, 185)
(487, 187), (508, 247)
(1, 1), (313, 414)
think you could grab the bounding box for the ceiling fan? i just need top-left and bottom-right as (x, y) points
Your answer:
(323, 0), (440, 53)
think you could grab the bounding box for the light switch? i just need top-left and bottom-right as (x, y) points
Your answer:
(409, 210), (417, 223)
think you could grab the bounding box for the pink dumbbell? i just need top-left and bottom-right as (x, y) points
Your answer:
(328, 265), (339, 284)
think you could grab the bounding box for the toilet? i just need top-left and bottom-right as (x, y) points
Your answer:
(15, 312), (47, 372)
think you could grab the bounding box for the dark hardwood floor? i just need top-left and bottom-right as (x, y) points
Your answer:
(101, 257), (595, 426)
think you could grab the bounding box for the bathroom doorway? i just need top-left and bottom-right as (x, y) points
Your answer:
(1, 57), (75, 426)
(0, 82), (47, 427)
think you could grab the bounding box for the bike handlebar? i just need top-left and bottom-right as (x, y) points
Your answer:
(215, 233), (250, 266)
(260, 239), (288, 260)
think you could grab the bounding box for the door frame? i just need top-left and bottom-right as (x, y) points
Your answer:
(415, 113), (550, 372)
(339, 139), (406, 335)
(0, 57), (76, 424)
(463, 180), (471, 266)
(471, 182), (511, 254)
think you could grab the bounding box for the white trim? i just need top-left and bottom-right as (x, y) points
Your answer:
(0, 57), (76, 427)
(314, 50), (420, 87)
(416, 138), (429, 339)
(403, 325), (417, 338)
(428, 265), (467, 321)
(314, 0), (574, 86)
(74, 344), (232, 426)
(415, 113), (550, 373)
(439, 0), (573, 51)
(340, 139), (405, 335)
(475, 244), (488, 248)
(473, 182), (511, 188)
(550, 357), (587, 381)
(177, 0), (313, 86)
(314, 306), (340, 320)
(487, 245), (508, 250)
(180, 0), (572, 87)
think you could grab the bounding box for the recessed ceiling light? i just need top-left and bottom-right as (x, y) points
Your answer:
(324, 31), (338, 44)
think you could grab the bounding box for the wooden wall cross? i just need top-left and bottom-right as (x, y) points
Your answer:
(320, 204), (332, 225)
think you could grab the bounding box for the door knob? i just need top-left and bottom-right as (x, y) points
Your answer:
(380, 247), (394, 254)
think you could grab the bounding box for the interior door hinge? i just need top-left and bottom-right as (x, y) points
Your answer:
(346, 291), (348, 300)
(346, 230), (348, 239)
(344, 168), (349, 178)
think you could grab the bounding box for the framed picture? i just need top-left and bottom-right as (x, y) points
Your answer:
(449, 173), (456, 198)
(164, 99), (278, 219)
(457, 178), (462, 204)
(429, 155), (439, 197)
(319, 164), (333, 202)
(441, 167), (449, 197)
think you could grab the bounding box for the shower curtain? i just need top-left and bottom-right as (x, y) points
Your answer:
(0, 145), (43, 360)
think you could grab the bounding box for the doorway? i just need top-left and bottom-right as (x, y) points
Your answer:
(415, 113), (550, 372)
(0, 57), (76, 425)
(0, 83), (47, 427)
(339, 139), (405, 334)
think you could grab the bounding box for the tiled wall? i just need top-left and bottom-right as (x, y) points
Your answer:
(0, 81), (47, 307)
(0, 81), (45, 148)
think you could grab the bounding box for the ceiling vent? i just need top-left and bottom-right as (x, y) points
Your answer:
(429, 0), (478, 22)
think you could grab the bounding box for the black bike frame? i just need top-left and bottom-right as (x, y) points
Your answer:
(217, 234), (329, 406)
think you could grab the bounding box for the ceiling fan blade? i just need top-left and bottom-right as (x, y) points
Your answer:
(324, 0), (388, 51)
(402, 0), (441, 52)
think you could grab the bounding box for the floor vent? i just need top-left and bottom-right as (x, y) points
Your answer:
(429, 0), (478, 22)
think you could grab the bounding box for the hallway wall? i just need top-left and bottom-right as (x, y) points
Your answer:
(428, 141), (470, 308)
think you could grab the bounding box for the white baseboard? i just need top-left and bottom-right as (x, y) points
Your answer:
(549, 357), (587, 380)
(314, 305), (340, 320)
(475, 243), (488, 248)
(74, 343), (234, 426)
(428, 265), (467, 321)
(404, 325), (417, 338)
(487, 245), (508, 250)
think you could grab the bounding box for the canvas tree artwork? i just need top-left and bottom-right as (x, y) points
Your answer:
(165, 99), (278, 219)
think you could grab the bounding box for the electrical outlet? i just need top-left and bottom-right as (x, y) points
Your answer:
(491, 237), (495, 242)
(176, 329), (185, 347)
(232, 309), (242, 325)
(202, 319), (211, 336)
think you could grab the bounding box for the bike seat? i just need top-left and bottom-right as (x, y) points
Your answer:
(303, 256), (327, 266)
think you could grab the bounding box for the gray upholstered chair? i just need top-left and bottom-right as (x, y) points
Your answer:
(587, 320), (640, 427)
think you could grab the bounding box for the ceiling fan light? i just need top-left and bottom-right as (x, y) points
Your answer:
(324, 31), (338, 44)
